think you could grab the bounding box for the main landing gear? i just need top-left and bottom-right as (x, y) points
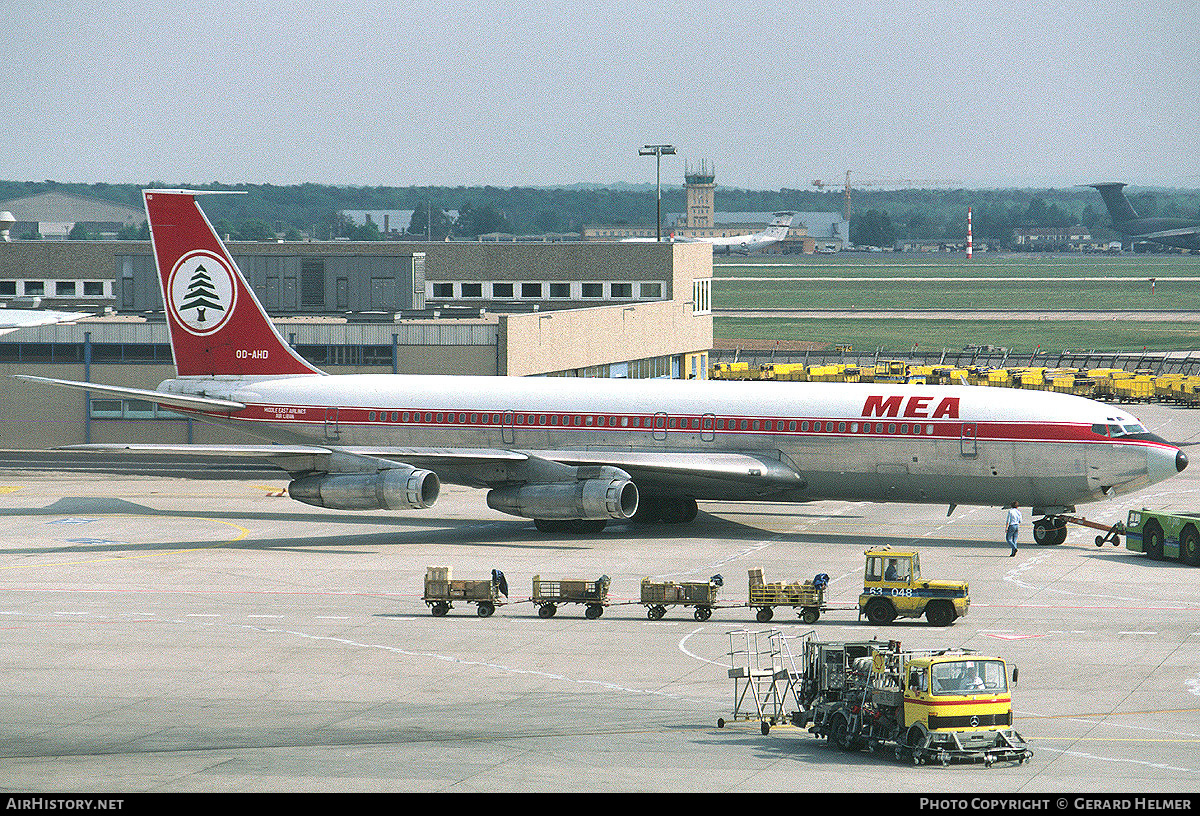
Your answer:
(1032, 515), (1068, 546)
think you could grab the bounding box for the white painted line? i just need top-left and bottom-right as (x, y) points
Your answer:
(186, 614), (220, 618)
(248, 614), (283, 618)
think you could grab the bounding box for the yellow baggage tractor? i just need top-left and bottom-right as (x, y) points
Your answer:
(641, 574), (723, 621)
(532, 574), (611, 619)
(423, 565), (508, 617)
(748, 568), (829, 624)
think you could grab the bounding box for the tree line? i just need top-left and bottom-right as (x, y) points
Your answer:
(4, 180), (1198, 247)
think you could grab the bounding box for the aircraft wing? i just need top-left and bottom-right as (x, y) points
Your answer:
(46, 443), (804, 499)
(1141, 227), (1200, 240)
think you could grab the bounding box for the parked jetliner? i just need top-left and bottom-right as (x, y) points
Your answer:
(0, 308), (91, 337)
(18, 191), (1187, 543)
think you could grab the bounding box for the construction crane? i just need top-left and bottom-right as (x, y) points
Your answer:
(812, 171), (961, 220)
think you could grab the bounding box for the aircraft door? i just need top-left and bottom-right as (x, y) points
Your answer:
(652, 412), (668, 442)
(502, 411), (515, 445)
(701, 413), (715, 442)
(324, 407), (340, 441)
(960, 422), (977, 458)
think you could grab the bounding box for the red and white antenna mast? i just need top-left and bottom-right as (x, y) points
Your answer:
(967, 207), (974, 260)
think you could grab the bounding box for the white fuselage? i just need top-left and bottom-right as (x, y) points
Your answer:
(166, 375), (1178, 511)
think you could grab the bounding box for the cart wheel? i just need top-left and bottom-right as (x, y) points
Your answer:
(801, 608), (820, 625)
(477, 601), (495, 618)
(647, 605), (666, 621)
(761, 721), (770, 736)
(1096, 535), (1105, 547)
(694, 606), (712, 622)
(585, 604), (603, 619)
(755, 607), (773, 623)
(717, 717), (725, 728)
(431, 602), (449, 617)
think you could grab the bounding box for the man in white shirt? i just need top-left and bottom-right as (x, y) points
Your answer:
(1005, 502), (1022, 557)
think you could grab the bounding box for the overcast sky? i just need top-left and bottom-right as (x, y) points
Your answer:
(4, 0), (1197, 190)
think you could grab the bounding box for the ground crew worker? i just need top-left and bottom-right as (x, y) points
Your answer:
(1005, 502), (1021, 557)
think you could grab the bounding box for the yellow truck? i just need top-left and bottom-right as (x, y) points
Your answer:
(794, 638), (1032, 766)
(858, 547), (969, 626)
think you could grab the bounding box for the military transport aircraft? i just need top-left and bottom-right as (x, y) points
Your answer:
(1088, 182), (1200, 251)
(17, 190), (1187, 543)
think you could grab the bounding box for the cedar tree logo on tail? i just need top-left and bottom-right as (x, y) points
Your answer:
(167, 249), (237, 335)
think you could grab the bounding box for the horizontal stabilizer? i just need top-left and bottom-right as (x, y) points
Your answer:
(15, 375), (246, 412)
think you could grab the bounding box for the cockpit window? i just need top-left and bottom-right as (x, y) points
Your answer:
(1108, 424), (1124, 436)
(1092, 424), (1108, 436)
(1124, 423), (1146, 435)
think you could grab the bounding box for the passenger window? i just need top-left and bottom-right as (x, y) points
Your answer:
(801, 422), (809, 432)
(368, 412), (376, 421)
(789, 421), (797, 431)
(925, 424), (934, 435)
(838, 422), (846, 433)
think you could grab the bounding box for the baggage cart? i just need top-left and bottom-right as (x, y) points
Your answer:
(532, 574), (611, 618)
(748, 568), (829, 624)
(423, 566), (508, 617)
(640, 574), (723, 621)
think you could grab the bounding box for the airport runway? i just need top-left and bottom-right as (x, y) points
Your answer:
(2, 403), (1200, 793)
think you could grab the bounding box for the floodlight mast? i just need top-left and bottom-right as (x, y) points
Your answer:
(638, 144), (676, 241)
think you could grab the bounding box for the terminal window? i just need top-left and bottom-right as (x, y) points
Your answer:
(610, 283), (632, 298)
(0, 282), (14, 296)
(492, 283), (514, 298)
(639, 282), (662, 298)
(460, 283), (483, 298)
(432, 283), (454, 298)
(521, 283), (542, 298)
(581, 283), (603, 298)
(549, 283), (570, 298)
(56, 281), (77, 297)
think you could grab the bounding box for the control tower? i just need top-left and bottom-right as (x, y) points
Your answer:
(684, 161), (716, 229)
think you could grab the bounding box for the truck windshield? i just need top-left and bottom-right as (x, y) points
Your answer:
(930, 659), (1008, 695)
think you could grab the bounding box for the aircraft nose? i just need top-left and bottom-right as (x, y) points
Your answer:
(1147, 445), (1186, 485)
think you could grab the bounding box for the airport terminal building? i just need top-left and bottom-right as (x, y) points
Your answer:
(0, 239), (713, 449)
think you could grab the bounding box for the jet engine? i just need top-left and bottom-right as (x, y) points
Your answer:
(288, 467), (440, 511)
(486, 468), (638, 521)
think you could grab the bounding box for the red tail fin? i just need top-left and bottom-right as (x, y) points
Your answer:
(143, 190), (323, 378)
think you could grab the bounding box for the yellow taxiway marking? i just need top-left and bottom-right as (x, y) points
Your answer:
(0, 516), (250, 570)
(0, 486), (23, 495)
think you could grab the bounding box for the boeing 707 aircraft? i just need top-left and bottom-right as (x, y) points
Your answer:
(18, 191), (1186, 544)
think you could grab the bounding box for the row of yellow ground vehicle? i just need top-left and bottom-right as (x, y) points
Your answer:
(421, 547), (969, 625)
(711, 360), (1200, 404)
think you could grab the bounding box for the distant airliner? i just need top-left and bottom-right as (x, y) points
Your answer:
(623, 212), (795, 254)
(17, 191), (1186, 545)
(1088, 183), (1200, 251)
(0, 308), (90, 337)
